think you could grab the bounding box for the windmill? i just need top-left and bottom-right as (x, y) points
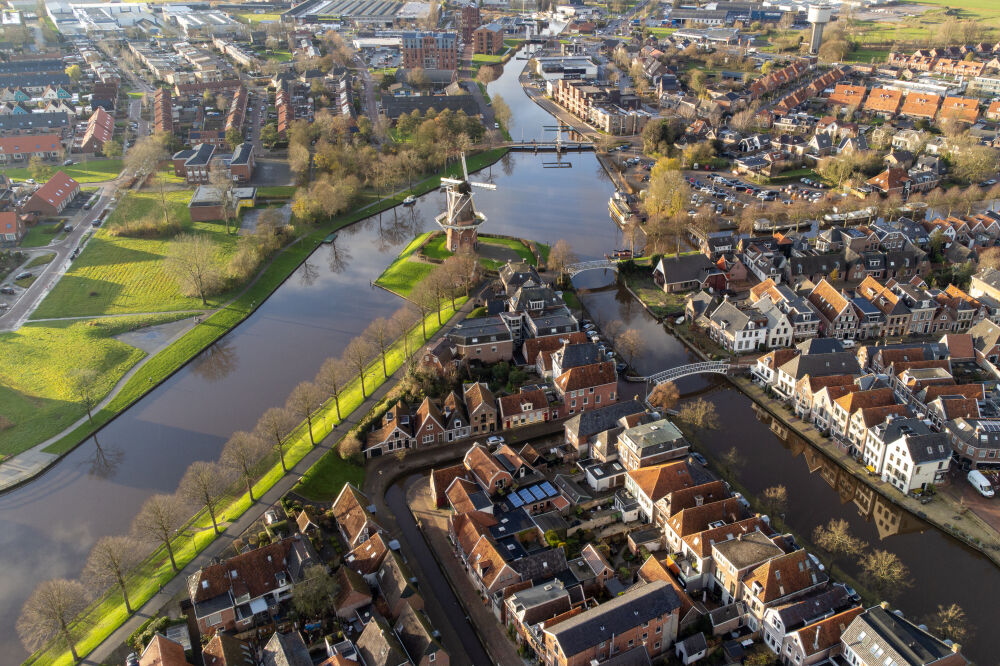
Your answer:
(435, 153), (497, 252)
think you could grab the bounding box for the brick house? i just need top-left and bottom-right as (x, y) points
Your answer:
(414, 396), (446, 446)
(401, 31), (458, 70)
(625, 461), (695, 525)
(365, 402), (415, 458)
(553, 360), (617, 417)
(187, 536), (314, 635)
(78, 107), (113, 154)
(464, 382), (498, 435)
(473, 23), (504, 55)
(464, 443), (512, 495)
(540, 580), (681, 666)
(0, 210), (24, 245)
(447, 317), (514, 363)
(808, 279), (859, 339)
(227, 142), (254, 183)
(332, 482), (383, 548)
(498, 386), (552, 430)
(21, 170), (79, 216)
(172, 143), (215, 183)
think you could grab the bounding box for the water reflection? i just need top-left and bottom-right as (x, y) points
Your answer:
(754, 404), (928, 541)
(191, 338), (239, 383)
(326, 241), (352, 274)
(86, 434), (124, 479)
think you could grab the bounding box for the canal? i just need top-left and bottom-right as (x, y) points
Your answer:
(0, 52), (622, 660)
(0, 48), (994, 665)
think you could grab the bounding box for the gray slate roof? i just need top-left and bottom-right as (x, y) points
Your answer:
(547, 580), (680, 654)
(779, 351), (860, 380)
(261, 632), (312, 666)
(564, 399), (645, 441)
(771, 585), (852, 631)
(840, 606), (960, 666)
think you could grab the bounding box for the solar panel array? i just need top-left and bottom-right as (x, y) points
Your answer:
(508, 482), (559, 509)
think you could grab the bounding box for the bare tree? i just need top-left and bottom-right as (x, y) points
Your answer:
(345, 337), (375, 399)
(443, 251), (478, 299)
(208, 161), (237, 235)
(165, 234), (222, 305)
(365, 317), (393, 378)
(221, 431), (267, 501)
(339, 433), (363, 461)
(647, 381), (680, 411)
(287, 381), (325, 446)
(603, 318), (625, 342)
(412, 288), (437, 340)
(316, 358), (350, 422)
(179, 460), (231, 535)
(71, 368), (101, 424)
(615, 328), (643, 367)
(391, 305), (420, 358)
(83, 536), (145, 613)
(256, 407), (298, 472)
(720, 446), (745, 475)
(548, 239), (578, 277)
(17, 579), (90, 662)
(812, 518), (867, 567)
(131, 493), (187, 572)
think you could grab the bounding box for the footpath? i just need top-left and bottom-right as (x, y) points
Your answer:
(84, 288), (481, 665)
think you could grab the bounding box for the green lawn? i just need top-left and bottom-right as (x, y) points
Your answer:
(422, 232), (537, 267)
(374, 231), (436, 297)
(842, 48), (891, 64)
(647, 26), (677, 37)
(24, 253), (56, 269)
(257, 185), (298, 198)
(0, 314), (191, 457)
(1, 160), (123, 184)
(20, 224), (62, 248)
(472, 53), (505, 64)
(30, 190), (242, 319)
(264, 50), (293, 62)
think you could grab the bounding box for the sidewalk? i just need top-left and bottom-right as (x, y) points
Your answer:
(735, 376), (1000, 564)
(84, 290), (482, 664)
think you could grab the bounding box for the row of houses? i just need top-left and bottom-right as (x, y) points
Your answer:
(828, 83), (983, 124)
(432, 424), (969, 666)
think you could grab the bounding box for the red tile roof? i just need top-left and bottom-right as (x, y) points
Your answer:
(0, 134), (62, 156)
(523, 331), (588, 364)
(828, 83), (867, 107)
(791, 607), (864, 657)
(139, 634), (191, 666)
(900, 93), (941, 118)
(554, 360), (617, 393)
(30, 170), (79, 208)
(628, 461), (694, 502)
(863, 87), (902, 114)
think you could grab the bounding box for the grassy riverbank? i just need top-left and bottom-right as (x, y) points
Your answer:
(3, 147), (509, 460)
(29, 295), (466, 666)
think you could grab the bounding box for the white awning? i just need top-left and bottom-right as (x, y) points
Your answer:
(249, 598), (268, 615)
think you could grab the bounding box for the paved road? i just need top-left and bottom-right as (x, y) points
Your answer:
(0, 184), (115, 332)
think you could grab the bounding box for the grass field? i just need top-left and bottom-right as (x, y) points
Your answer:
(421, 233), (539, 270)
(851, 5), (1000, 47)
(473, 52), (506, 64)
(257, 185), (298, 198)
(30, 190), (241, 319)
(0, 314), (192, 457)
(20, 223), (62, 248)
(1, 160), (123, 184)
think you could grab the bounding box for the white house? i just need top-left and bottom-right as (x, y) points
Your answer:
(864, 417), (950, 492)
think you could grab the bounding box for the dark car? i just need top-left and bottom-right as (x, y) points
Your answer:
(0, 286), (14, 295)
(14, 271), (31, 280)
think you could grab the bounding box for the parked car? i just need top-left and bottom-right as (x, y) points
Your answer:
(486, 435), (505, 446)
(63, 159), (74, 166)
(0, 287), (14, 295)
(689, 452), (708, 466)
(14, 271), (31, 280)
(63, 224), (73, 232)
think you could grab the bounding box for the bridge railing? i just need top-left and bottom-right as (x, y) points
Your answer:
(565, 260), (619, 277)
(642, 360), (750, 385)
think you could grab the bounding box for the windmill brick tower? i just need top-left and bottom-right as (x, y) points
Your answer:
(435, 153), (496, 252)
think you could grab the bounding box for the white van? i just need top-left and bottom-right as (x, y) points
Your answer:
(967, 469), (995, 498)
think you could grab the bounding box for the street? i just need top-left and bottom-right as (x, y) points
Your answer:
(0, 182), (117, 332)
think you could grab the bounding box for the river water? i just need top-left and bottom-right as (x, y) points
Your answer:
(1, 51), (994, 665)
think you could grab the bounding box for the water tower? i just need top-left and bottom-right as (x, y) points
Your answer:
(807, 4), (833, 56)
